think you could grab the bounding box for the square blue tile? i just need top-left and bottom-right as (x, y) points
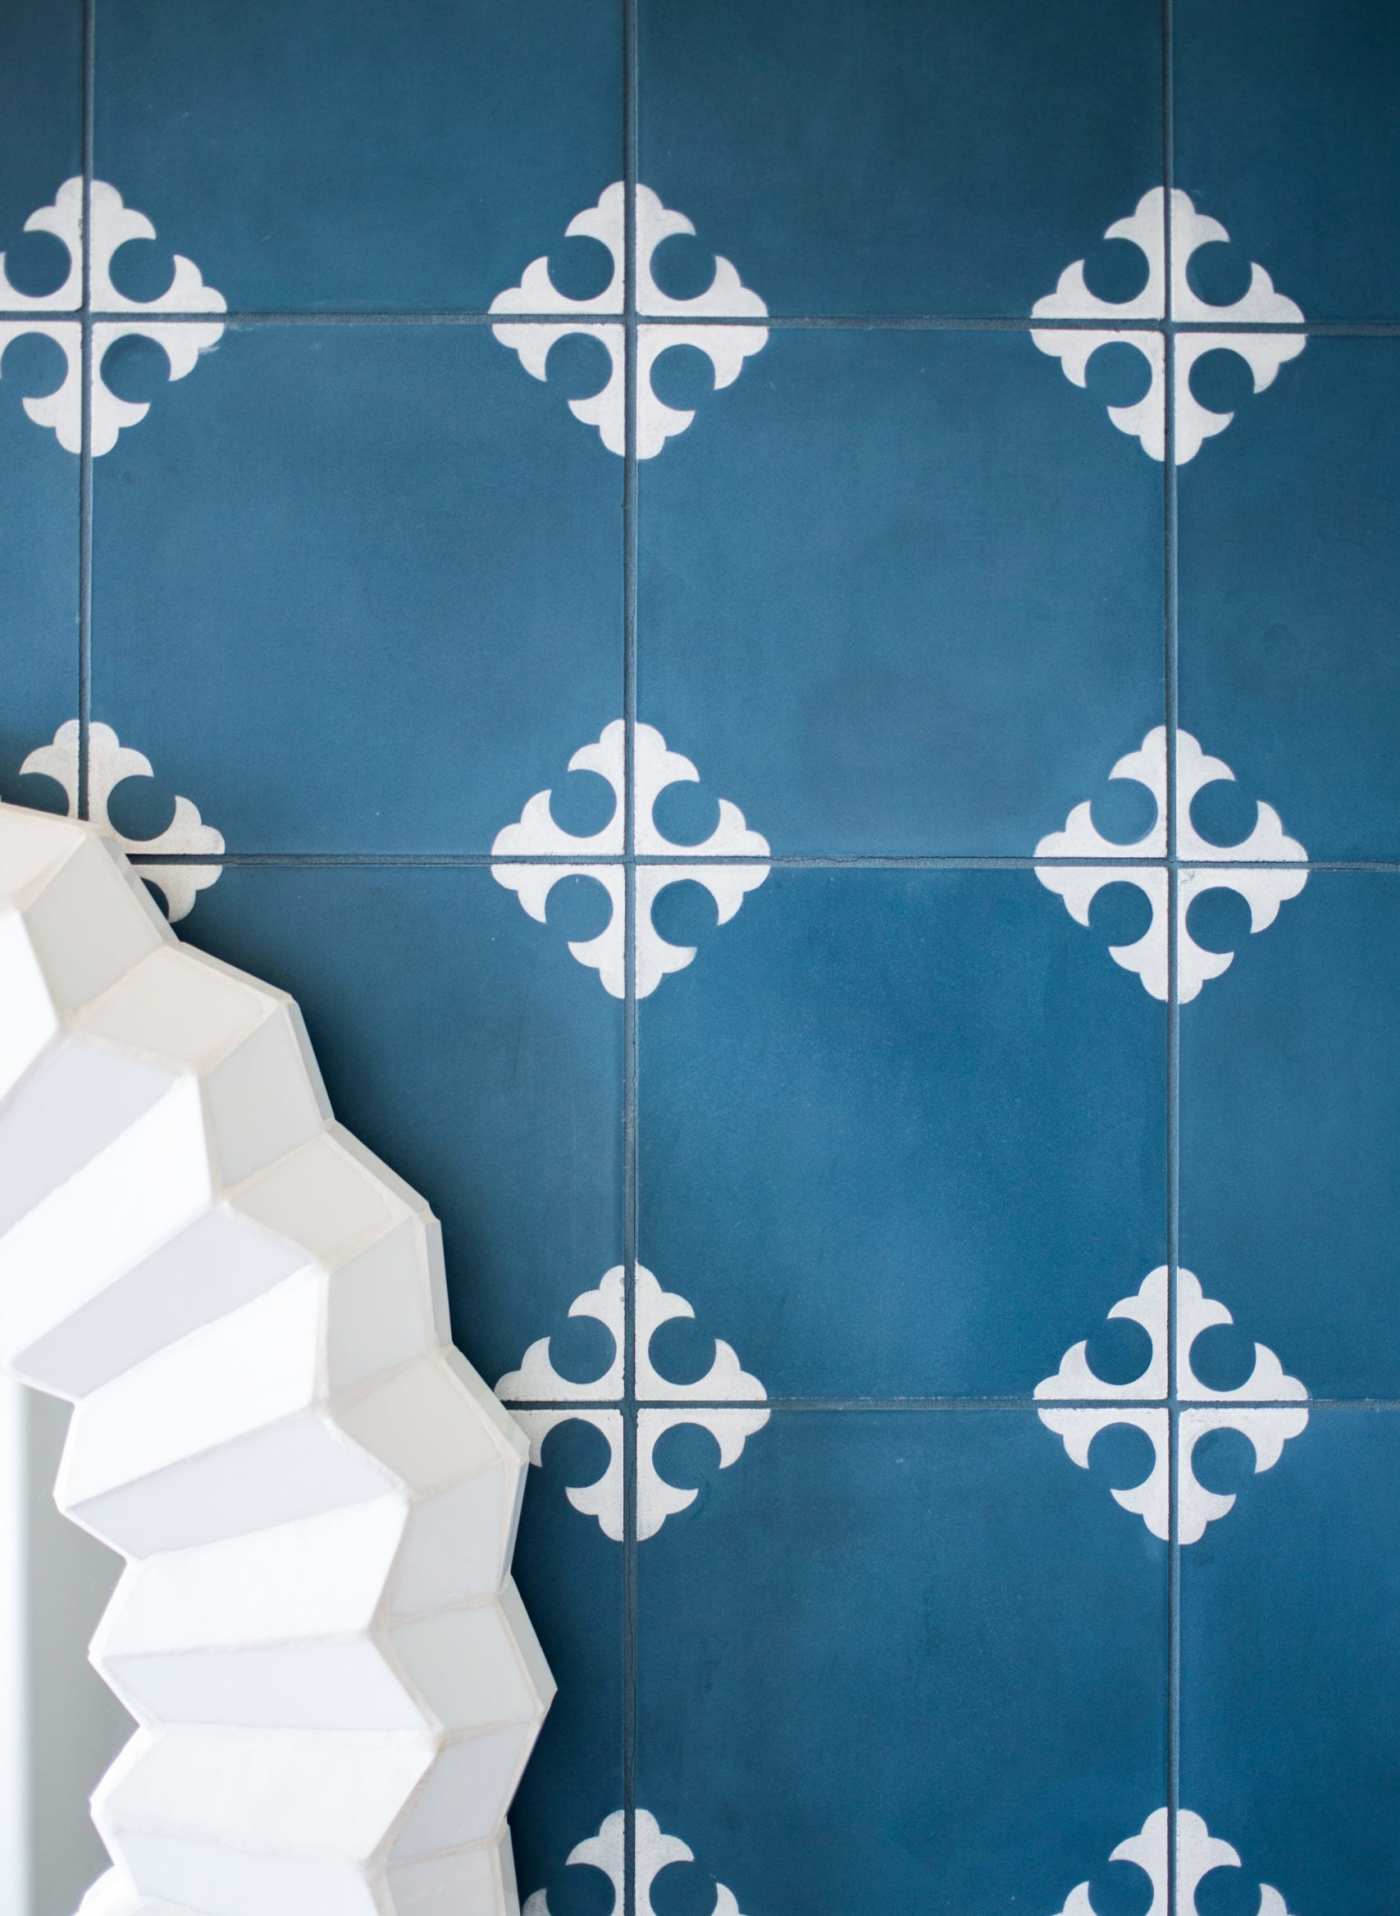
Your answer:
(1175, 0), (1400, 321)
(0, 367), (78, 812)
(95, 0), (621, 312)
(175, 866), (623, 1392)
(638, 869), (1166, 1400)
(639, 0), (1161, 317)
(1179, 339), (1400, 861)
(639, 327), (1163, 856)
(1180, 874), (1400, 1402)
(637, 1410), (1166, 1913)
(1181, 1410), (1400, 1914)
(0, 1), (80, 303)
(91, 324), (621, 852)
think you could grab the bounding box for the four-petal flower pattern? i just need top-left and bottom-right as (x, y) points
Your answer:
(497, 1266), (769, 1542)
(491, 719), (770, 997)
(1034, 725), (1308, 1000)
(490, 183), (769, 456)
(1031, 187), (1306, 462)
(1036, 1268), (1309, 1544)
(0, 178), (226, 453)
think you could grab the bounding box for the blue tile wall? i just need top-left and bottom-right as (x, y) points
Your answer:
(640, 328), (1162, 855)
(91, 325), (622, 852)
(96, 0), (622, 312)
(3, 1), (1397, 1911)
(640, 0), (1163, 317)
(0, 1), (81, 291)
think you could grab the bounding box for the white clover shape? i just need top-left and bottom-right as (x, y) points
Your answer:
(21, 720), (223, 922)
(0, 179), (226, 454)
(491, 719), (769, 998)
(1034, 725), (1307, 1001)
(1052, 1807), (1296, 1916)
(489, 184), (768, 457)
(1036, 1268), (1309, 1544)
(524, 1809), (744, 1916)
(496, 1265), (769, 1542)
(1030, 187), (1306, 462)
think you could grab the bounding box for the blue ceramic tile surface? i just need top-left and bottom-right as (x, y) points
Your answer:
(2, 2), (1398, 1911)
(0, 373), (77, 812)
(639, 327), (1163, 855)
(640, 0), (1162, 317)
(91, 325), (621, 852)
(1175, 0), (1400, 322)
(638, 1412), (1166, 1913)
(0, 0), (81, 298)
(1181, 1412), (1400, 1914)
(1181, 875), (1400, 1402)
(639, 869), (1167, 1399)
(95, 0), (622, 312)
(1179, 341), (1400, 860)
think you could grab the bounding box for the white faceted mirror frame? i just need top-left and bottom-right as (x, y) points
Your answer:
(0, 801), (553, 1916)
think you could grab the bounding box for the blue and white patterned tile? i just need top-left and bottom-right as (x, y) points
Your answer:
(1033, 725), (1308, 1005)
(639, 0), (1160, 317)
(489, 181), (769, 463)
(1181, 874), (1400, 1403)
(90, 324), (620, 851)
(1181, 1409), (1400, 1913)
(175, 866), (624, 1392)
(1176, 0), (1400, 322)
(639, 870), (1166, 1400)
(1, 173), (227, 461)
(1029, 185), (1309, 467)
(635, 1410), (1166, 1912)
(1179, 340), (1400, 860)
(497, 1263), (770, 1549)
(95, 0), (620, 312)
(639, 327), (1162, 855)
(1037, 1266), (1309, 1549)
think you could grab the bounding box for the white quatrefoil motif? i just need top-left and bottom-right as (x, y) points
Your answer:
(491, 720), (769, 998)
(1034, 726), (1307, 1001)
(19, 720), (223, 921)
(496, 1266), (769, 1542)
(1031, 187), (1306, 462)
(524, 1810), (745, 1916)
(1036, 1268), (1309, 1544)
(0, 178), (226, 453)
(1050, 1807), (1296, 1916)
(490, 183), (768, 456)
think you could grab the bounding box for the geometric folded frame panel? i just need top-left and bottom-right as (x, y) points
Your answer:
(0, 800), (553, 1916)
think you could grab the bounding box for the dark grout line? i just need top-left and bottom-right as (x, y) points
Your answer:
(505, 1395), (1396, 1413)
(130, 850), (1400, 872)
(621, 4), (640, 1907)
(1163, 5), (1182, 1902)
(10, 308), (1400, 336)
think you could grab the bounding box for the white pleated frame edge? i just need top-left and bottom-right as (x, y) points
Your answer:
(0, 799), (553, 1916)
